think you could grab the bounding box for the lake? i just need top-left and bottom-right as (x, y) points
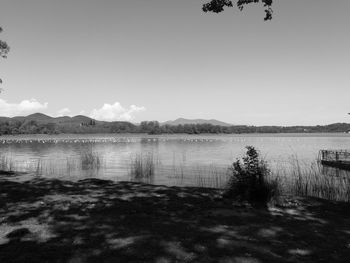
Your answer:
(1, 133), (350, 187)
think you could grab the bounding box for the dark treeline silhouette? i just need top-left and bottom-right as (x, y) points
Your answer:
(1, 119), (350, 135)
(0, 119), (137, 135)
(139, 121), (350, 135)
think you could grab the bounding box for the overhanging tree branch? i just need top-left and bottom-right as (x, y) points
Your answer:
(0, 27), (10, 86)
(202, 0), (273, 20)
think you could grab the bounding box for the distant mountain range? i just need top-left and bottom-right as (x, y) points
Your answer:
(0, 113), (349, 135)
(162, 118), (232, 126)
(0, 114), (234, 126)
(0, 113), (95, 125)
(0, 113), (136, 135)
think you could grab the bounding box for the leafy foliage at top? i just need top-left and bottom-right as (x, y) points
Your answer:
(0, 27), (10, 85)
(0, 27), (9, 59)
(203, 0), (273, 20)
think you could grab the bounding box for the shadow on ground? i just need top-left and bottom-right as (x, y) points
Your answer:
(1, 176), (350, 262)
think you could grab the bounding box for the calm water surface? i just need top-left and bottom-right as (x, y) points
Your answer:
(1, 133), (349, 187)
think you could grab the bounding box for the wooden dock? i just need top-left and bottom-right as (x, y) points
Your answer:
(318, 150), (350, 171)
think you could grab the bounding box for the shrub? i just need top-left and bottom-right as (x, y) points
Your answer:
(225, 146), (279, 205)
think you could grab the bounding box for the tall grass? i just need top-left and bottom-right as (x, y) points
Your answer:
(0, 155), (14, 172)
(81, 151), (101, 170)
(193, 165), (230, 188)
(32, 158), (80, 176)
(169, 162), (230, 188)
(276, 158), (350, 202)
(66, 158), (80, 175)
(129, 152), (155, 179)
(35, 159), (43, 175)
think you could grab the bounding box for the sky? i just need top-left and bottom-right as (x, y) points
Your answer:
(0, 0), (349, 126)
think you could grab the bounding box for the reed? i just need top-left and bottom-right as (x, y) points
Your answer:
(193, 165), (230, 188)
(81, 151), (101, 170)
(129, 152), (155, 179)
(169, 162), (230, 188)
(35, 159), (43, 175)
(0, 155), (15, 172)
(277, 158), (350, 202)
(66, 158), (79, 175)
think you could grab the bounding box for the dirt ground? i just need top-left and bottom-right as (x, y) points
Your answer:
(1, 174), (350, 263)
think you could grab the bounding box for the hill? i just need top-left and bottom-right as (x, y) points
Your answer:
(0, 113), (54, 123)
(0, 113), (136, 135)
(0, 113), (349, 135)
(162, 118), (232, 126)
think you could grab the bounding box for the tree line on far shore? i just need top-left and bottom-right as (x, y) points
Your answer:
(0, 119), (350, 136)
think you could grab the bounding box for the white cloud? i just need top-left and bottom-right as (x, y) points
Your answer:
(0, 98), (48, 117)
(56, 107), (71, 117)
(90, 102), (146, 121)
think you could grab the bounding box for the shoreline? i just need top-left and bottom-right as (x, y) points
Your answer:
(1, 175), (350, 262)
(1, 132), (350, 137)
